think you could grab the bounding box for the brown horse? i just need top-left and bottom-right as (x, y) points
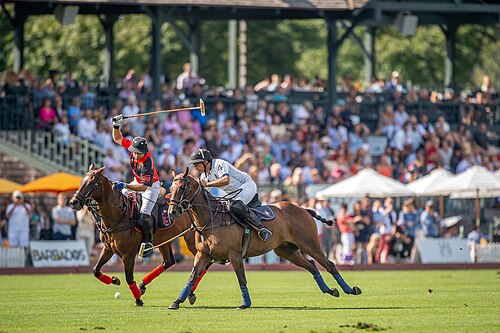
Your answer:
(69, 164), (208, 306)
(167, 168), (362, 310)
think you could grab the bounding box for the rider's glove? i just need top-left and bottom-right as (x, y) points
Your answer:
(113, 181), (127, 191)
(112, 115), (123, 128)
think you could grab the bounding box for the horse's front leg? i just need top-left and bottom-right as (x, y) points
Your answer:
(122, 252), (143, 307)
(169, 252), (212, 310)
(187, 261), (213, 305)
(228, 251), (251, 309)
(92, 246), (120, 286)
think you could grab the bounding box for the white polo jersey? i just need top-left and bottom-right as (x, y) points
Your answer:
(200, 158), (256, 204)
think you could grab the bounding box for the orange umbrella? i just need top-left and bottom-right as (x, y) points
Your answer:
(20, 172), (82, 193)
(0, 178), (22, 194)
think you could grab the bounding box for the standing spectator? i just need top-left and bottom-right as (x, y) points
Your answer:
(121, 96), (140, 121)
(419, 200), (440, 238)
(76, 206), (96, 256)
(67, 96), (82, 130)
(38, 98), (58, 129)
(394, 103), (410, 130)
(176, 63), (200, 94)
(316, 199), (336, 260)
(77, 108), (97, 142)
(79, 83), (95, 110)
(5, 191), (31, 249)
(397, 199), (418, 258)
(103, 149), (125, 182)
(336, 203), (354, 264)
(51, 193), (76, 240)
(29, 198), (44, 241)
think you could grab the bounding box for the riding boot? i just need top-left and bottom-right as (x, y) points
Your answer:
(139, 213), (154, 258)
(246, 209), (272, 242)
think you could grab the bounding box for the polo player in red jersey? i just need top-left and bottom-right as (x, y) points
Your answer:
(112, 114), (159, 257)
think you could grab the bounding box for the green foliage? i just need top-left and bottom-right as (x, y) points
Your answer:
(0, 270), (498, 332)
(24, 15), (103, 81)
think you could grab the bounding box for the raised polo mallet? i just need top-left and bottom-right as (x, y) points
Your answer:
(122, 98), (205, 119)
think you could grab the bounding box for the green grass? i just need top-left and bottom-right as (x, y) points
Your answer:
(1, 269), (499, 332)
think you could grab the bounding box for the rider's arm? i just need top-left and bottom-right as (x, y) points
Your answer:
(204, 175), (230, 188)
(126, 183), (148, 192)
(112, 127), (123, 144)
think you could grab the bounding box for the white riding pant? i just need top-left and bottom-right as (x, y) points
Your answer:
(121, 180), (161, 215)
(234, 181), (257, 205)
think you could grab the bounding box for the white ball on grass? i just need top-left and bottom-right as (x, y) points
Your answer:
(115, 292), (121, 299)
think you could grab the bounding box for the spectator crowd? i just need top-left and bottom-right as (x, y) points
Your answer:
(1, 66), (498, 264)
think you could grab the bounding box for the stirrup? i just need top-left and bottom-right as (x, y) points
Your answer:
(138, 242), (154, 258)
(258, 228), (272, 242)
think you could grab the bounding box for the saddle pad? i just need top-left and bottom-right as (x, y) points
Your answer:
(157, 205), (175, 230)
(250, 205), (275, 221)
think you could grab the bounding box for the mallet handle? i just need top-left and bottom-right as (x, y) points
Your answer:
(123, 106), (200, 119)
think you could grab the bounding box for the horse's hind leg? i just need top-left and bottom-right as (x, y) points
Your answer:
(122, 253), (144, 306)
(299, 243), (362, 296)
(93, 246), (120, 286)
(274, 245), (339, 297)
(228, 251), (251, 309)
(139, 245), (175, 295)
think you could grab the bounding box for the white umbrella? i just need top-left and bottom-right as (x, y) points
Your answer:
(316, 168), (414, 199)
(406, 168), (453, 196)
(431, 166), (500, 226)
(406, 168), (453, 218)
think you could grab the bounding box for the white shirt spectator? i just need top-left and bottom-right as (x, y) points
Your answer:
(6, 192), (31, 248)
(394, 110), (409, 129)
(77, 111), (97, 142)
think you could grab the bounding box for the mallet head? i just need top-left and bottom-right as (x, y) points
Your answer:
(199, 99), (205, 116)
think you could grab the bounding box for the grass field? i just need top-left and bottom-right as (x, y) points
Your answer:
(1, 269), (499, 332)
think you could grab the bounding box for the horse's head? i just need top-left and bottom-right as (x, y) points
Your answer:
(69, 164), (107, 211)
(168, 167), (201, 219)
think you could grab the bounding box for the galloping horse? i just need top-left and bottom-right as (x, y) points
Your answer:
(167, 168), (362, 310)
(69, 164), (208, 306)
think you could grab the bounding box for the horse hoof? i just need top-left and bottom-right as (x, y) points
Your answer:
(188, 293), (197, 305)
(237, 305), (250, 310)
(134, 299), (144, 307)
(112, 276), (121, 286)
(327, 288), (340, 297)
(139, 282), (146, 295)
(352, 286), (362, 295)
(168, 300), (180, 310)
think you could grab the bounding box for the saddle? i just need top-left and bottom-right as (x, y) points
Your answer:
(128, 193), (175, 233)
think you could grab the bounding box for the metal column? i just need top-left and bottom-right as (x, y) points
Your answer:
(443, 24), (457, 89)
(363, 27), (376, 85)
(13, 5), (26, 72)
(228, 20), (237, 89)
(326, 17), (338, 114)
(150, 7), (163, 100)
(101, 14), (117, 88)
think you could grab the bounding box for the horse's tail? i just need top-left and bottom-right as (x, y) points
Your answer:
(305, 208), (334, 226)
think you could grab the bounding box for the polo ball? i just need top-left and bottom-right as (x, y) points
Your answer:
(115, 292), (121, 299)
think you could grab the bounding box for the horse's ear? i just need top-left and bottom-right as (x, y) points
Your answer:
(171, 169), (176, 179)
(89, 163), (94, 172)
(97, 165), (106, 173)
(183, 167), (189, 177)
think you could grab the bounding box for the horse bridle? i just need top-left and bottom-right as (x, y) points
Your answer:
(73, 171), (104, 207)
(169, 174), (203, 214)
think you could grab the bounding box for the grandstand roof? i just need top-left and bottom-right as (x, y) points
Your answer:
(4, 0), (499, 23)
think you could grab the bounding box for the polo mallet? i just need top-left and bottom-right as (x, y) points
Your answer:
(123, 98), (205, 119)
(138, 225), (195, 258)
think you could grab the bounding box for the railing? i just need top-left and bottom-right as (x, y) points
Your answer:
(0, 129), (108, 176)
